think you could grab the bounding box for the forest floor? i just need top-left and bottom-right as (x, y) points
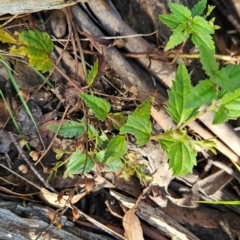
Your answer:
(0, 1), (240, 240)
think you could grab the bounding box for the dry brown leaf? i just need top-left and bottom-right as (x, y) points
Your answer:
(57, 221), (63, 230)
(123, 207), (144, 240)
(48, 210), (57, 223)
(40, 187), (86, 208)
(72, 205), (81, 221)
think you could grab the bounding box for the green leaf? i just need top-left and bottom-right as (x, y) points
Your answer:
(67, 150), (93, 174)
(9, 30), (54, 73)
(167, 61), (193, 125)
(104, 136), (127, 162)
(213, 105), (228, 124)
(132, 96), (152, 120)
(48, 121), (85, 138)
(185, 81), (217, 109)
(158, 134), (176, 153)
(80, 93), (111, 121)
(87, 60), (98, 86)
(191, 16), (214, 35)
(19, 30), (53, 53)
(168, 3), (192, 22)
(95, 150), (105, 162)
(191, 0), (207, 17)
(82, 117), (98, 139)
(105, 158), (124, 172)
(209, 17), (220, 30)
(98, 133), (109, 148)
(120, 116), (151, 147)
(88, 124), (98, 139)
(169, 141), (197, 176)
(220, 88), (240, 119)
(159, 14), (181, 30)
(164, 24), (190, 50)
(199, 45), (219, 76)
(191, 32), (215, 51)
(225, 64), (240, 89)
(210, 65), (240, 92)
(205, 5), (216, 18)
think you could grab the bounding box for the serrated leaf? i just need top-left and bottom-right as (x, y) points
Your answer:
(95, 150), (105, 162)
(120, 116), (151, 147)
(20, 30), (53, 53)
(88, 124), (98, 138)
(164, 24), (190, 50)
(105, 158), (124, 171)
(9, 30), (54, 73)
(206, 5), (216, 18)
(185, 81), (217, 109)
(213, 105), (228, 124)
(10, 46), (53, 73)
(199, 45), (219, 76)
(191, 16), (214, 35)
(82, 117), (98, 139)
(220, 88), (240, 119)
(191, 0), (207, 17)
(210, 65), (240, 92)
(159, 14), (181, 30)
(104, 136), (127, 162)
(167, 61), (193, 125)
(67, 150), (93, 174)
(158, 135), (176, 153)
(0, 29), (19, 44)
(48, 121), (85, 138)
(87, 60), (98, 86)
(169, 141), (197, 176)
(191, 32), (215, 51)
(132, 96), (152, 120)
(168, 3), (192, 22)
(98, 133), (109, 148)
(80, 93), (111, 121)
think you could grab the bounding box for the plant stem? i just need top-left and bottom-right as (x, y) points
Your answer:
(151, 104), (217, 141)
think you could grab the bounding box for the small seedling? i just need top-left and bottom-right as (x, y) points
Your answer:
(159, 0), (219, 51)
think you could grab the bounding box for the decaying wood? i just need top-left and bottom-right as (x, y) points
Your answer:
(110, 190), (200, 240)
(71, 4), (165, 104)
(0, 205), (82, 240)
(0, 0), (87, 16)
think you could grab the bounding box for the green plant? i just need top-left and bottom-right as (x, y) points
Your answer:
(159, 0), (219, 51)
(49, 98), (152, 184)
(48, 63), (152, 184)
(49, 1), (240, 179)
